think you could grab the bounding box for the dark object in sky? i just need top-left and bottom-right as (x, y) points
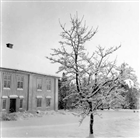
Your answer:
(6, 43), (13, 49)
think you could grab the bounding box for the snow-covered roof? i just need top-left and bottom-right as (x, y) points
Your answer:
(1, 46), (59, 78)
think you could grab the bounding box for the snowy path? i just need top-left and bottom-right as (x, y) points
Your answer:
(1, 111), (140, 138)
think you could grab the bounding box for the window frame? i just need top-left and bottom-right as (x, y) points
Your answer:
(17, 75), (24, 90)
(46, 78), (51, 91)
(2, 99), (7, 110)
(36, 98), (42, 108)
(36, 78), (42, 91)
(3, 73), (11, 89)
(46, 98), (51, 107)
(19, 98), (23, 109)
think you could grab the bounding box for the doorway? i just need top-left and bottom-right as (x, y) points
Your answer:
(9, 99), (16, 113)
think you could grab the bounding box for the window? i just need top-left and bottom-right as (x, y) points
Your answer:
(3, 73), (11, 89)
(37, 78), (42, 91)
(2, 99), (6, 109)
(46, 98), (51, 107)
(37, 98), (42, 107)
(17, 75), (24, 89)
(19, 99), (23, 108)
(46, 78), (51, 91)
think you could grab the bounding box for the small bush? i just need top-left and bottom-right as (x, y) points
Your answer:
(1, 113), (18, 121)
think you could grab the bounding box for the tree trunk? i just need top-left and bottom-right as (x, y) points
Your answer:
(88, 101), (94, 138)
(89, 112), (94, 137)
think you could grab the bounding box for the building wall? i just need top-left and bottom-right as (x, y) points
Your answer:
(0, 69), (28, 112)
(29, 74), (56, 111)
(0, 68), (58, 113)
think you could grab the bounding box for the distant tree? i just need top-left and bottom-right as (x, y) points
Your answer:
(46, 14), (137, 137)
(123, 86), (140, 109)
(58, 72), (69, 110)
(127, 88), (138, 109)
(118, 64), (140, 109)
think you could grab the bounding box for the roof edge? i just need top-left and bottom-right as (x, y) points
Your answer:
(0, 67), (60, 78)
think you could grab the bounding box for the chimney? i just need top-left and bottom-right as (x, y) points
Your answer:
(6, 43), (13, 49)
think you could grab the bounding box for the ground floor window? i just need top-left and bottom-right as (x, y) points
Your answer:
(37, 98), (42, 107)
(19, 99), (23, 108)
(2, 99), (6, 109)
(46, 98), (51, 107)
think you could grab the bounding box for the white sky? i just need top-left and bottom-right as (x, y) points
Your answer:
(1, 1), (139, 82)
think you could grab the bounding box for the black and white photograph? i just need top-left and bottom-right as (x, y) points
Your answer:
(0, 0), (139, 137)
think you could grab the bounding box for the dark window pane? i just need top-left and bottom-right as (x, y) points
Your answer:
(21, 82), (23, 88)
(17, 82), (20, 88)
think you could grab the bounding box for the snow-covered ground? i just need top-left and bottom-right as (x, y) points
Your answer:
(1, 110), (140, 138)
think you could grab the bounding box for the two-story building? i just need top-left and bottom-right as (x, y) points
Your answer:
(0, 44), (59, 113)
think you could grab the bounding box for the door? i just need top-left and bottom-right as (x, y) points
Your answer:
(9, 99), (16, 113)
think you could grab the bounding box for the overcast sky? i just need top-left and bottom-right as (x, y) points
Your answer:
(1, 1), (139, 81)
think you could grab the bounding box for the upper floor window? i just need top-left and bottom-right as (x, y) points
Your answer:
(46, 78), (51, 91)
(37, 78), (42, 91)
(17, 75), (24, 89)
(3, 73), (11, 89)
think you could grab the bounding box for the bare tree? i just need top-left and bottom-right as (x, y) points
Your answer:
(46, 14), (133, 137)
